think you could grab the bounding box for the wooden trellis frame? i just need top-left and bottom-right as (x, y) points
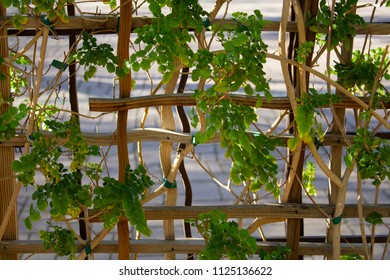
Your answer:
(0, 1), (389, 260)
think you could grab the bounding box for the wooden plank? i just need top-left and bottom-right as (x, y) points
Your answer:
(1, 16), (389, 36)
(159, 58), (181, 260)
(137, 203), (349, 222)
(0, 4), (18, 260)
(327, 29), (355, 259)
(89, 94), (390, 112)
(142, 204), (390, 220)
(0, 239), (366, 256)
(87, 203), (390, 222)
(3, 130), (389, 149)
(115, 0), (133, 261)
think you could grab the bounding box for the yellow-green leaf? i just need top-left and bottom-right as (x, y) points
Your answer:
(287, 137), (300, 152)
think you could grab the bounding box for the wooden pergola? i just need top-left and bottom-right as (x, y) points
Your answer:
(1, 0), (389, 260)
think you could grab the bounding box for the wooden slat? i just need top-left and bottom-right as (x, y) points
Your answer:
(89, 94), (390, 112)
(87, 203), (390, 222)
(1, 128), (194, 147)
(2, 16), (389, 36)
(0, 4), (18, 260)
(0, 239), (366, 256)
(3, 129), (389, 148)
(115, 0), (133, 260)
(89, 94), (290, 112)
(142, 204), (390, 220)
(2, 16), (148, 32)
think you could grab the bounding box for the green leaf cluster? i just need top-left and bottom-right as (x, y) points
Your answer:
(0, 57), (5, 81)
(340, 254), (364, 260)
(71, 32), (125, 81)
(132, 0), (207, 83)
(295, 88), (340, 143)
(194, 211), (258, 260)
(39, 224), (77, 259)
(13, 116), (154, 253)
(334, 48), (390, 101)
(12, 116), (99, 186)
(3, 0), (71, 29)
(295, 41), (314, 64)
(191, 10), (270, 100)
(12, 117), (99, 229)
(335, 58), (378, 92)
(10, 55), (31, 95)
(302, 162), (317, 196)
(365, 211), (384, 226)
(24, 170), (93, 228)
(0, 54), (31, 95)
(103, 0), (117, 10)
(203, 10), (270, 99)
(258, 245), (292, 260)
(93, 165), (153, 236)
(194, 99), (280, 197)
(345, 128), (389, 187)
(189, 10), (279, 197)
(306, 0), (365, 49)
(0, 99), (29, 141)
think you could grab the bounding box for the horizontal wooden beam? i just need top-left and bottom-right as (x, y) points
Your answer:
(87, 203), (390, 222)
(2, 16), (389, 36)
(0, 239), (365, 256)
(83, 128), (193, 146)
(2, 128), (388, 148)
(143, 203), (390, 220)
(89, 93), (390, 112)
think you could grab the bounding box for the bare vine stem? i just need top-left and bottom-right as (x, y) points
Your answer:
(267, 53), (390, 130)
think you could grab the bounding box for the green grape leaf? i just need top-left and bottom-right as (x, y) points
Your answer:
(37, 200), (48, 212)
(303, 162), (317, 196)
(287, 137), (300, 152)
(214, 80), (229, 93)
(24, 217), (32, 230)
(244, 84), (254, 97)
(255, 94), (263, 108)
(106, 63), (116, 73)
(123, 59), (131, 74)
(239, 135), (252, 153)
(249, 180), (262, 192)
(162, 72), (172, 84)
(365, 212), (383, 225)
(2, 0), (12, 8)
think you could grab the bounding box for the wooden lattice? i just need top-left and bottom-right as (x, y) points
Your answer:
(0, 0), (389, 260)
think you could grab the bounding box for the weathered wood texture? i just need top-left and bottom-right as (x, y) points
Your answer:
(86, 203), (390, 221)
(115, 0), (133, 260)
(2, 16), (389, 35)
(0, 239), (367, 256)
(89, 94), (390, 112)
(0, 4), (18, 260)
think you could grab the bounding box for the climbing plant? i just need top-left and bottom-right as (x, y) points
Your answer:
(0, 0), (389, 260)
(193, 210), (258, 260)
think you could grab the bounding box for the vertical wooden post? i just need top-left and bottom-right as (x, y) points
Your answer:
(67, 3), (90, 258)
(327, 33), (354, 260)
(67, 4), (79, 116)
(285, 154), (304, 260)
(116, 0), (132, 260)
(285, 0), (305, 260)
(160, 58), (181, 260)
(176, 66), (194, 259)
(285, 0), (319, 259)
(0, 4), (18, 260)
